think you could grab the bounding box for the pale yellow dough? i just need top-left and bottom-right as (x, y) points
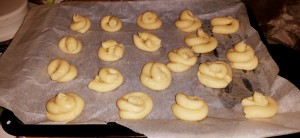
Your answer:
(175, 10), (202, 32)
(117, 92), (153, 120)
(88, 67), (124, 92)
(211, 16), (239, 34)
(100, 16), (122, 32)
(197, 61), (232, 88)
(172, 93), (208, 121)
(133, 32), (161, 52)
(226, 41), (258, 70)
(46, 92), (84, 122)
(70, 14), (91, 33)
(167, 47), (197, 72)
(48, 59), (77, 82)
(137, 11), (162, 30)
(58, 36), (82, 54)
(98, 39), (125, 61)
(241, 92), (278, 119)
(141, 62), (172, 90)
(185, 29), (218, 53)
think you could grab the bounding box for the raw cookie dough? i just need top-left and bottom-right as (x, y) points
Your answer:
(167, 47), (197, 72)
(184, 29), (218, 53)
(136, 11), (162, 30)
(100, 15), (122, 32)
(88, 67), (124, 92)
(98, 39), (125, 61)
(58, 36), (82, 54)
(46, 92), (85, 122)
(172, 93), (208, 121)
(141, 62), (172, 90)
(117, 92), (153, 119)
(197, 61), (232, 88)
(133, 32), (161, 52)
(241, 92), (278, 119)
(70, 14), (91, 33)
(175, 9), (202, 32)
(48, 58), (77, 82)
(211, 16), (239, 34)
(226, 41), (258, 70)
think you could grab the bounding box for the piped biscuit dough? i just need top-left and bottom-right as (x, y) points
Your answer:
(46, 92), (84, 122)
(226, 41), (258, 70)
(117, 92), (153, 119)
(70, 14), (91, 33)
(172, 93), (208, 121)
(88, 67), (124, 92)
(167, 47), (197, 72)
(137, 11), (162, 30)
(184, 29), (218, 53)
(211, 16), (239, 34)
(98, 40), (125, 61)
(175, 10), (202, 32)
(141, 62), (172, 90)
(100, 16), (122, 32)
(197, 61), (232, 88)
(48, 59), (77, 82)
(58, 36), (82, 54)
(133, 32), (161, 52)
(241, 92), (278, 119)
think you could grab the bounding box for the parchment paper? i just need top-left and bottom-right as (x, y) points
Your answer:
(0, 0), (300, 137)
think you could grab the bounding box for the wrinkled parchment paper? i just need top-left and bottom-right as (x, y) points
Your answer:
(1, 0), (300, 137)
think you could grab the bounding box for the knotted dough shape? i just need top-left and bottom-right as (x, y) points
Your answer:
(46, 92), (84, 122)
(172, 93), (208, 121)
(137, 11), (162, 30)
(197, 61), (232, 88)
(70, 14), (91, 33)
(211, 16), (239, 34)
(98, 39), (125, 61)
(175, 10), (202, 32)
(117, 92), (153, 119)
(100, 16), (122, 32)
(141, 62), (172, 90)
(58, 36), (82, 54)
(133, 32), (161, 52)
(48, 59), (77, 82)
(241, 92), (278, 119)
(88, 67), (124, 92)
(167, 47), (197, 72)
(184, 29), (218, 53)
(226, 41), (258, 70)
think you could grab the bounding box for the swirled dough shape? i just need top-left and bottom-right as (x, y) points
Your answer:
(58, 36), (82, 54)
(70, 14), (91, 33)
(197, 61), (232, 88)
(48, 59), (77, 82)
(172, 93), (208, 121)
(88, 67), (124, 92)
(98, 40), (125, 61)
(241, 92), (278, 119)
(133, 32), (161, 52)
(117, 92), (153, 119)
(175, 10), (202, 32)
(184, 29), (218, 53)
(46, 92), (85, 122)
(100, 16), (122, 32)
(141, 62), (172, 90)
(226, 41), (258, 70)
(137, 11), (162, 30)
(167, 47), (197, 72)
(211, 16), (239, 34)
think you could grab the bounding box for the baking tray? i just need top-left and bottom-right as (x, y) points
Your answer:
(1, 0), (300, 137)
